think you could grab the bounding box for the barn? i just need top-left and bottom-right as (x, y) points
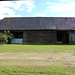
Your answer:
(0, 17), (75, 44)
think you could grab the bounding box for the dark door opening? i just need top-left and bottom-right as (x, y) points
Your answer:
(12, 32), (23, 38)
(57, 31), (69, 44)
(8, 32), (23, 44)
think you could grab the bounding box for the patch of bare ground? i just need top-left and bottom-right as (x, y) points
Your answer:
(0, 53), (75, 67)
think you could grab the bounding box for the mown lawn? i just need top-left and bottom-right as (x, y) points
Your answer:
(0, 44), (75, 75)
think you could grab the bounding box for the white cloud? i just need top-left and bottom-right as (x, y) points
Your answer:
(0, 14), (22, 19)
(0, 1), (16, 19)
(47, 2), (75, 17)
(47, 2), (75, 12)
(13, 1), (35, 11)
(47, 2), (50, 5)
(46, 2), (55, 5)
(0, 0), (35, 19)
(25, 1), (35, 12)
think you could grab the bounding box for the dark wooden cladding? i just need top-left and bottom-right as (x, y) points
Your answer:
(23, 30), (57, 44)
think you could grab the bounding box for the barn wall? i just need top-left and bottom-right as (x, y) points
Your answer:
(0, 30), (5, 33)
(69, 31), (75, 44)
(23, 30), (57, 44)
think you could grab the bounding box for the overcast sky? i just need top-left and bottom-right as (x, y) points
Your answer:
(0, 0), (75, 19)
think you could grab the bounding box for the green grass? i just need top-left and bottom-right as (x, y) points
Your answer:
(0, 44), (75, 53)
(0, 44), (75, 75)
(0, 65), (75, 75)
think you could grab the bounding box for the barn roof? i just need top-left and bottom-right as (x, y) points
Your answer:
(0, 17), (75, 30)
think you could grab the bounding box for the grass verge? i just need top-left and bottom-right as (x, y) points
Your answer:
(0, 44), (75, 75)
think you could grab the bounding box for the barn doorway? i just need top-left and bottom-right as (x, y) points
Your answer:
(12, 32), (23, 38)
(57, 31), (69, 44)
(10, 32), (23, 44)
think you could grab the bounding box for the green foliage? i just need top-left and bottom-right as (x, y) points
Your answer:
(4, 30), (13, 40)
(0, 33), (8, 43)
(0, 30), (13, 44)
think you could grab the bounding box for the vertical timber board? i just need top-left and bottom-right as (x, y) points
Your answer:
(23, 31), (28, 44)
(23, 30), (57, 44)
(69, 31), (75, 44)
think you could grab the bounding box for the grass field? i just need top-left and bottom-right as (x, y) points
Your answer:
(0, 44), (75, 75)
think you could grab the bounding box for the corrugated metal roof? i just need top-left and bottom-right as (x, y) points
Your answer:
(0, 17), (75, 30)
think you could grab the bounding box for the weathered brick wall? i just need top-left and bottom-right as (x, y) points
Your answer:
(23, 30), (57, 44)
(69, 31), (75, 44)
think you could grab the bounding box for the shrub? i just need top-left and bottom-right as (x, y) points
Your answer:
(0, 30), (13, 44)
(0, 33), (8, 43)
